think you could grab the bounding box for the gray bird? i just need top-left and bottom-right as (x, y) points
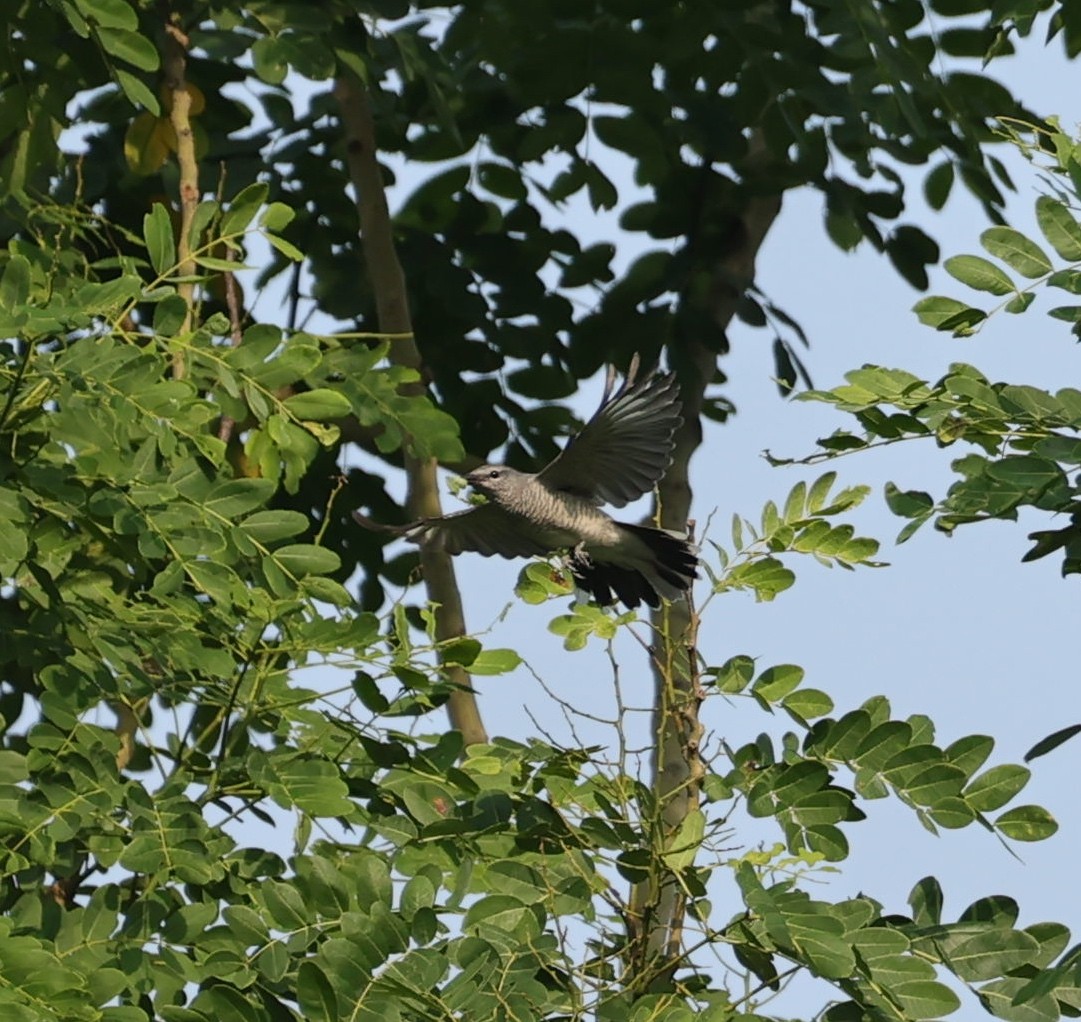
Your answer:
(355, 357), (698, 609)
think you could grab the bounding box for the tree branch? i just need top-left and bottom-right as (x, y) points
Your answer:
(333, 73), (487, 748)
(635, 132), (784, 975)
(161, 11), (199, 380)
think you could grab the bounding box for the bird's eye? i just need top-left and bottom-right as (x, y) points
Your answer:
(488, 469), (500, 479)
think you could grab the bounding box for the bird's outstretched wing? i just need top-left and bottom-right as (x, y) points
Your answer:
(353, 505), (548, 559)
(537, 356), (682, 507)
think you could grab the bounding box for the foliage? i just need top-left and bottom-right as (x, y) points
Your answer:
(914, 120), (1081, 337)
(1, 2), (1080, 1022)
(796, 124), (1081, 580)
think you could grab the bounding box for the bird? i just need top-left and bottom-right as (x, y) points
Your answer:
(354, 356), (698, 609)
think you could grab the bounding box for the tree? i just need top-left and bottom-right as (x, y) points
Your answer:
(0, 1), (1079, 1020)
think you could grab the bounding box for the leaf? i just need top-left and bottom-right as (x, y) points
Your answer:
(923, 160), (954, 210)
(1035, 195), (1081, 260)
(204, 478), (276, 519)
(1047, 305), (1081, 322)
(144, 204), (176, 276)
(261, 881), (309, 930)
(283, 389), (353, 420)
(0, 254), (31, 310)
(98, 28), (160, 71)
(272, 544), (341, 576)
(239, 509), (309, 542)
(912, 295), (986, 331)
(753, 664), (804, 702)
(467, 649), (523, 675)
(724, 558), (796, 601)
(262, 755), (354, 817)
(984, 455), (1062, 490)
(220, 182), (269, 237)
(1025, 724), (1081, 762)
(782, 688), (834, 721)
(477, 162), (527, 201)
(266, 233), (304, 261)
(949, 929), (1040, 981)
(252, 36), (289, 85)
(75, 0), (138, 29)
(884, 482), (934, 518)
(891, 980), (961, 1019)
(711, 655), (755, 693)
(116, 69), (159, 113)
(260, 202), (294, 231)
(995, 805), (1058, 841)
(964, 764), (1030, 811)
(943, 254), (1015, 295)
(980, 226), (1053, 278)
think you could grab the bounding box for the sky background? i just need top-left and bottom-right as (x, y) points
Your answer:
(359, 21), (1081, 954)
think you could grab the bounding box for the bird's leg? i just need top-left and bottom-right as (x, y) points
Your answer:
(569, 541), (593, 568)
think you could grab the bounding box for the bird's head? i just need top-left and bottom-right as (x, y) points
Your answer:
(466, 464), (525, 501)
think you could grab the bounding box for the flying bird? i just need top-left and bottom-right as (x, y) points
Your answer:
(355, 357), (698, 609)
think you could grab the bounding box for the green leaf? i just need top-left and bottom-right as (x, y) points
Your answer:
(753, 664), (804, 702)
(0, 254), (31, 310)
(283, 389), (353, 420)
(116, 68), (159, 113)
(980, 226), (1053, 278)
(252, 36), (289, 84)
(477, 162), (527, 201)
(924, 160), (954, 210)
(468, 649), (523, 675)
(260, 202), (294, 231)
(266, 232), (305, 261)
(711, 655), (755, 693)
(239, 509), (310, 542)
(912, 295), (986, 331)
(949, 928), (1040, 981)
(964, 764), (1030, 811)
(272, 544), (341, 576)
(75, 0), (138, 29)
(1047, 305), (1081, 322)
(1035, 195), (1081, 260)
(884, 482), (934, 518)
(144, 204), (176, 276)
(995, 805), (1058, 841)
(782, 688), (834, 721)
(260, 755), (354, 817)
(723, 558), (795, 601)
(984, 455), (1061, 490)
(262, 881), (310, 931)
(463, 894), (541, 940)
(205, 478), (276, 519)
(943, 254), (1015, 295)
(223, 905), (270, 946)
(98, 27), (160, 71)
(891, 980), (961, 1019)
(221, 182), (269, 237)
(1025, 724), (1081, 762)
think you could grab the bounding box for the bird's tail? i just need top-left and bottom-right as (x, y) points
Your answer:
(569, 524), (698, 609)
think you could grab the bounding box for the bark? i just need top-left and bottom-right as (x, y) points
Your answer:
(630, 153), (783, 979)
(333, 75), (487, 748)
(160, 12), (198, 380)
